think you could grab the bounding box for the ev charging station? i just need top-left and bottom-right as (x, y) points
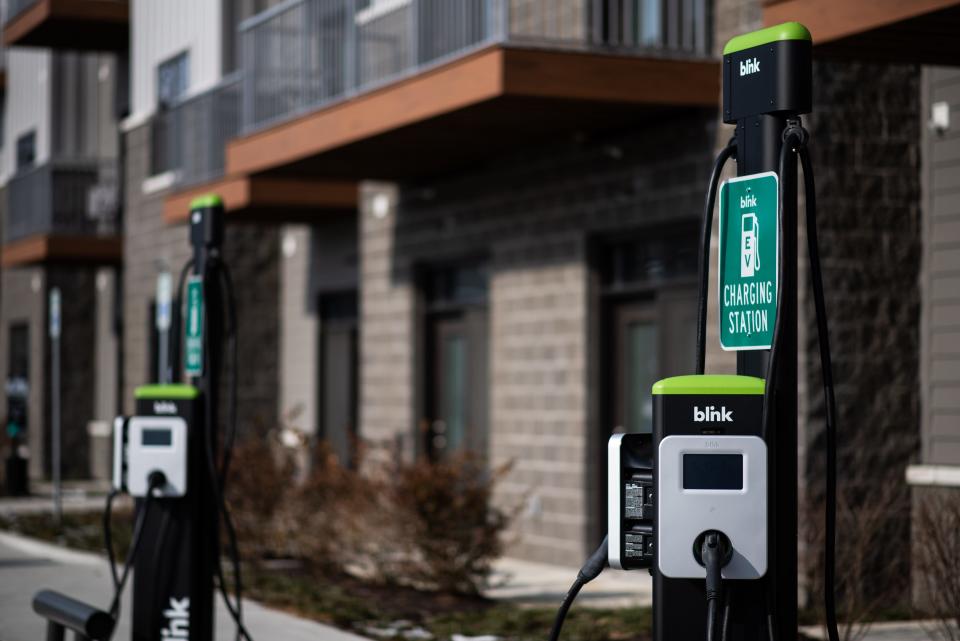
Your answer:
(604, 21), (842, 641)
(32, 196), (247, 641)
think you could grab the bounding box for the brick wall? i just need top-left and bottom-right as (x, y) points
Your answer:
(360, 112), (717, 564)
(802, 60), (922, 605)
(123, 122), (280, 436)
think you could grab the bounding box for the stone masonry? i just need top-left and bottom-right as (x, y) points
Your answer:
(361, 113), (718, 564)
(123, 122), (280, 436)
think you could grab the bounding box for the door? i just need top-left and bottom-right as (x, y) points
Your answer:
(608, 289), (696, 435)
(319, 292), (358, 466)
(424, 308), (487, 460)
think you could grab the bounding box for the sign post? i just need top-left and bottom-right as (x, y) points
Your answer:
(719, 172), (779, 351)
(156, 271), (173, 383)
(49, 287), (61, 526)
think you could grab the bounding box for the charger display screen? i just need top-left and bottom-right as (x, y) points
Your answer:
(682, 453), (743, 490)
(141, 428), (173, 447)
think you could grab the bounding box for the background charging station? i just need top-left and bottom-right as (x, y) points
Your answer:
(127, 384), (213, 641)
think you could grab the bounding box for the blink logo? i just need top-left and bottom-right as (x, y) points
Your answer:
(739, 57), (760, 76)
(694, 406), (733, 422)
(153, 401), (177, 415)
(162, 597), (189, 639)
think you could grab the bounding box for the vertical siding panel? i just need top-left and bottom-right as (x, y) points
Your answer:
(923, 66), (960, 465)
(131, 0), (224, 118)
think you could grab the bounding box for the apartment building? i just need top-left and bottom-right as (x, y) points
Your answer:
(0, 0), (123, 482)
(0, 0), (958, 612)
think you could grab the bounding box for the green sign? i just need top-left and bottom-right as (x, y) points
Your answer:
(718, 171), (779, 350)
(184, 276), (204, 376)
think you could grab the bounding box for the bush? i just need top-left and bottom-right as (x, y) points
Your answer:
(227, 435), (512, 595)
(914, 489), (960, 640)
(226, 433), (298, 561)
(375, 452), (512, 594)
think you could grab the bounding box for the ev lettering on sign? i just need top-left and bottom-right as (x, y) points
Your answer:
(718, 171), (779, 350)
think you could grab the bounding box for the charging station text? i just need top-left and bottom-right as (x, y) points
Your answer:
(739, 57), (760, 76)
(693, 406), (733, 423)
(162, 597), (189, 639)
(722, 280), (774, 337)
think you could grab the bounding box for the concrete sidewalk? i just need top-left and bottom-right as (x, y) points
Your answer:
(0, 531), (370, 641)
(487, 557), (651, 608)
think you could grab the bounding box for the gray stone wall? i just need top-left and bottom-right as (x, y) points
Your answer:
(46, 266), (98, 479)
(360, 112), (717, 564)
(802, 60), (922, 605)
(123, 122), (280, 436)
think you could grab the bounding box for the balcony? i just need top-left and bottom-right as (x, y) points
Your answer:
(226, 0), (719, 181)
(763, 0), (960, 64)
(3, 0), (128, 51)
(157, 74), (357, 223)
(2, 161), (122, 267)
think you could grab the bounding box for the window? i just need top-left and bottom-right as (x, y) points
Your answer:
(15, 131), (36, 172)
(157, 51), (189, 108)
(420, 262), (488, 460)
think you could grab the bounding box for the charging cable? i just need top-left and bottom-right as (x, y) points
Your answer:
(760, 122), (840, 641)
(696, 139), (737, 375)
(200, 253), (253, 641)
(547, 536), (609, 641)
(696, 531), (732, 641)
(103, 471), (165, 638)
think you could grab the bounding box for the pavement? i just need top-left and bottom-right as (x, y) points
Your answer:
(487, 556), (652, 608)
(0, 488), (945, 641)
(800, 620), (943, 640)
(0, 531), (371, 641)
(0, 483), (116, 518)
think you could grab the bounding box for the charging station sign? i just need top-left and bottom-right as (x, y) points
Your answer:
(184, 276), (203, 376)
(718, 172), (778, 350)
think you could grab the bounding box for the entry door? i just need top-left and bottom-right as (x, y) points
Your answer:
(319, 292), (358, 466)
(609, 288), (696, 434)
(425, 309), (487, 459)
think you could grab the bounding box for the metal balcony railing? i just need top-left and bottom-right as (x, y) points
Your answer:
(240, 0), (712, 134)
(151, 72), (242, 187)
(5, 160), (117, 243)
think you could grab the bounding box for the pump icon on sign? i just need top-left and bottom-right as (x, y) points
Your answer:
(740, 212), (760, 278)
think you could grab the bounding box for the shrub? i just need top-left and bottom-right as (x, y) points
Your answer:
(914, 489), (960, 640)
(227, 435), (512, 595)
(376, 452), (512, 594)
(226, 432), (298, 561)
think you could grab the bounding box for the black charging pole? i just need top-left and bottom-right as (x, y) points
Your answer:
(187, 195), (225, 641)
(128, 196), (224, 641)
(652, 23), (811, 641)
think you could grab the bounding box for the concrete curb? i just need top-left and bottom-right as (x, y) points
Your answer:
(0, 530), (105, 567)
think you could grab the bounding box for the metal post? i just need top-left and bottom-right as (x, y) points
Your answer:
(187, 195), (225, 641)
(49, 287), (62, 527)
(156, 271), (172, 383)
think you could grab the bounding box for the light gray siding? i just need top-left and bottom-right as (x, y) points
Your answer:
(3, 49), (52, 179)
(130, 0), (224, 119)
(922, 67), (960, 465)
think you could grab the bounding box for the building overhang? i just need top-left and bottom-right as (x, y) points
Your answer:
(226, 46), (720, 181)
(3, 0), (129, 51)
(764, 0), (960, 64)
(1, 234), (122, 267)
(163, 175), (358, 225)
